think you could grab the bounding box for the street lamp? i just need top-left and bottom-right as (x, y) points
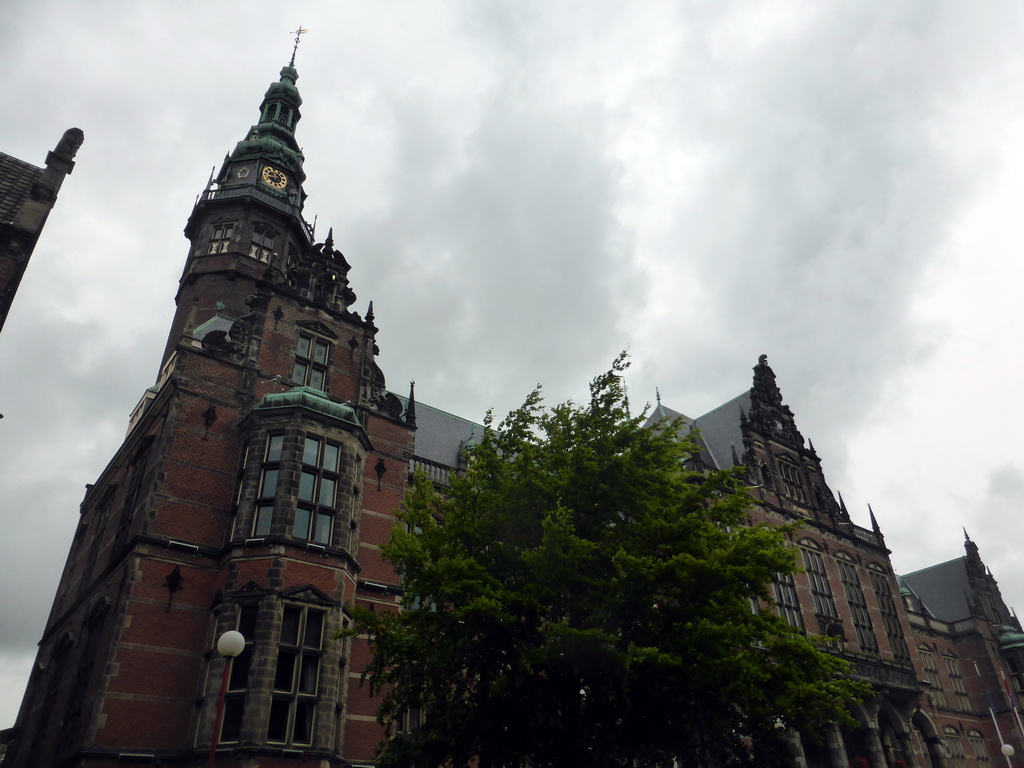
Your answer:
(1001, 743), (1015, 757)
(207, 630), (246, 768)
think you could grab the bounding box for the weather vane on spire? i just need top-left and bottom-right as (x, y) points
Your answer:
(289, 26), (308, 67)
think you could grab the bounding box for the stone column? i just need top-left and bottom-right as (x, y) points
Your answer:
(826, 724), (850, 768)
(784, 727), (808, 768)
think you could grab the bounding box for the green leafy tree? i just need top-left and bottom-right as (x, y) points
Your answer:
(353, 356), (868, 768)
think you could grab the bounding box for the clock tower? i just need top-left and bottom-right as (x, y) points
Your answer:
(9, 60), (415, 767)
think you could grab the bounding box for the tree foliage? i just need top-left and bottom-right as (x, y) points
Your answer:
(353, 355), (868, 768)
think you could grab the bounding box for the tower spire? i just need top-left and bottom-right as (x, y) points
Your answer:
(289, 26), (308, 67)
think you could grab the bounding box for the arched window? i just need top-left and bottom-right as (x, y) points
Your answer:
(918, 644), (946, 708)
(773, 570), (803, 629)
(868, 564), (910, 664)
(968, 730), (990, 765)
(943, 652), (969, 710)
(799, 540), (837, 619)
(836, 553), (878, 653)
(943, 726), (967, 768)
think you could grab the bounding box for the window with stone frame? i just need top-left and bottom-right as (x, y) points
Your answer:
(773, 571), (804, 629)
(944, 652), (970, 710)
(777, 456), (805, 502)
(800, 544), (838, 619)
(293, 435), (341, 545)
(208, 220), (235, 254)
(396, 707), (424, 734)
(249, 224), (276, 262)
(944, 726), (967, 768)
(918, 645), (946, 708)
(32, 635), (72, 754)
(77, 490), (114, 599)
(268, 605), (325, 745)
(837, 556), (878, 653)
(112, 438), (152, 557)
(969, 729), (990, 765)
(60, 602), (108, 744)
(869, 566), (911, 664)
(1010, 657), (1024, 710)
(252, 434), (284, 538)
(985, 592), (1003, 625)
(292, 333), (330, 390)
(220, 604), (258, 743)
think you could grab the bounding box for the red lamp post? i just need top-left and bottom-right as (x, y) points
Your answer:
(207, 630), (246, 768)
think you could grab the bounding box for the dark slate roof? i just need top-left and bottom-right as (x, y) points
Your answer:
(693, 392), (750, 470)
(396, 395), (484, 468)
(642, 401), (690, 429)
(642, 392), (750, 470)
(0, 152), (42, 225)
(900, 557), (972, 622)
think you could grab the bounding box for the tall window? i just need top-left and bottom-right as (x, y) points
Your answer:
(292, 333), (330, 390)
(945, 653), (970, 710)
(778, 457), (805, 502)
(60, 608), (107, 743)
(943, 726), (967, 768)
(869, 567), (911, 663)
(985, 593), (1003, 625)
(838, 558), (878, 653)
(969, 730), (990, 766)
(268, 606), (324, 745)
(113, 443), (150, 556)
(773, 571), (804, 629)
(208, 221), (235, 253)
(249, 225), (275, 262)
(801, 546), (837, 618)
(294, 436), (341, 545)
(221, 604), (258, 743)
(919, 646), (946, 708)
(253, 435), (284, 537)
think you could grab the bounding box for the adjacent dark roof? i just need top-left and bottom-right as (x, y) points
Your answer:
(0, 152), (43, 226)
(396, 395), (484, 468)
(900, 557), (972, 622)
(643, 401), (690, 427)
(645, 391), (750, 471)
(693, 392), (750, 470)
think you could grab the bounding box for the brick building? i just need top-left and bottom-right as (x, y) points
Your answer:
(6, 62), (1024, 768)
(647, 355), (1024, 767)
(0, 128), (83, 335)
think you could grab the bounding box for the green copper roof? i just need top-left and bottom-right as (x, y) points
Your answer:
(255, 386), (361, 426)
(263, 66), (302, 107)
(228, 64), (306, 177)
(998, 625), (1024, 651)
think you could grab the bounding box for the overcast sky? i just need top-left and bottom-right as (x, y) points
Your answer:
(4, 1), (1024, 728)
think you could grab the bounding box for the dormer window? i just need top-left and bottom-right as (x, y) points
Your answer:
(208, 221), (235, 254)
(292, 333), (330, 390)
(250, 225), (276, 263)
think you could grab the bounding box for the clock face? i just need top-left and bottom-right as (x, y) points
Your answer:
(261, 166), (288, 190)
